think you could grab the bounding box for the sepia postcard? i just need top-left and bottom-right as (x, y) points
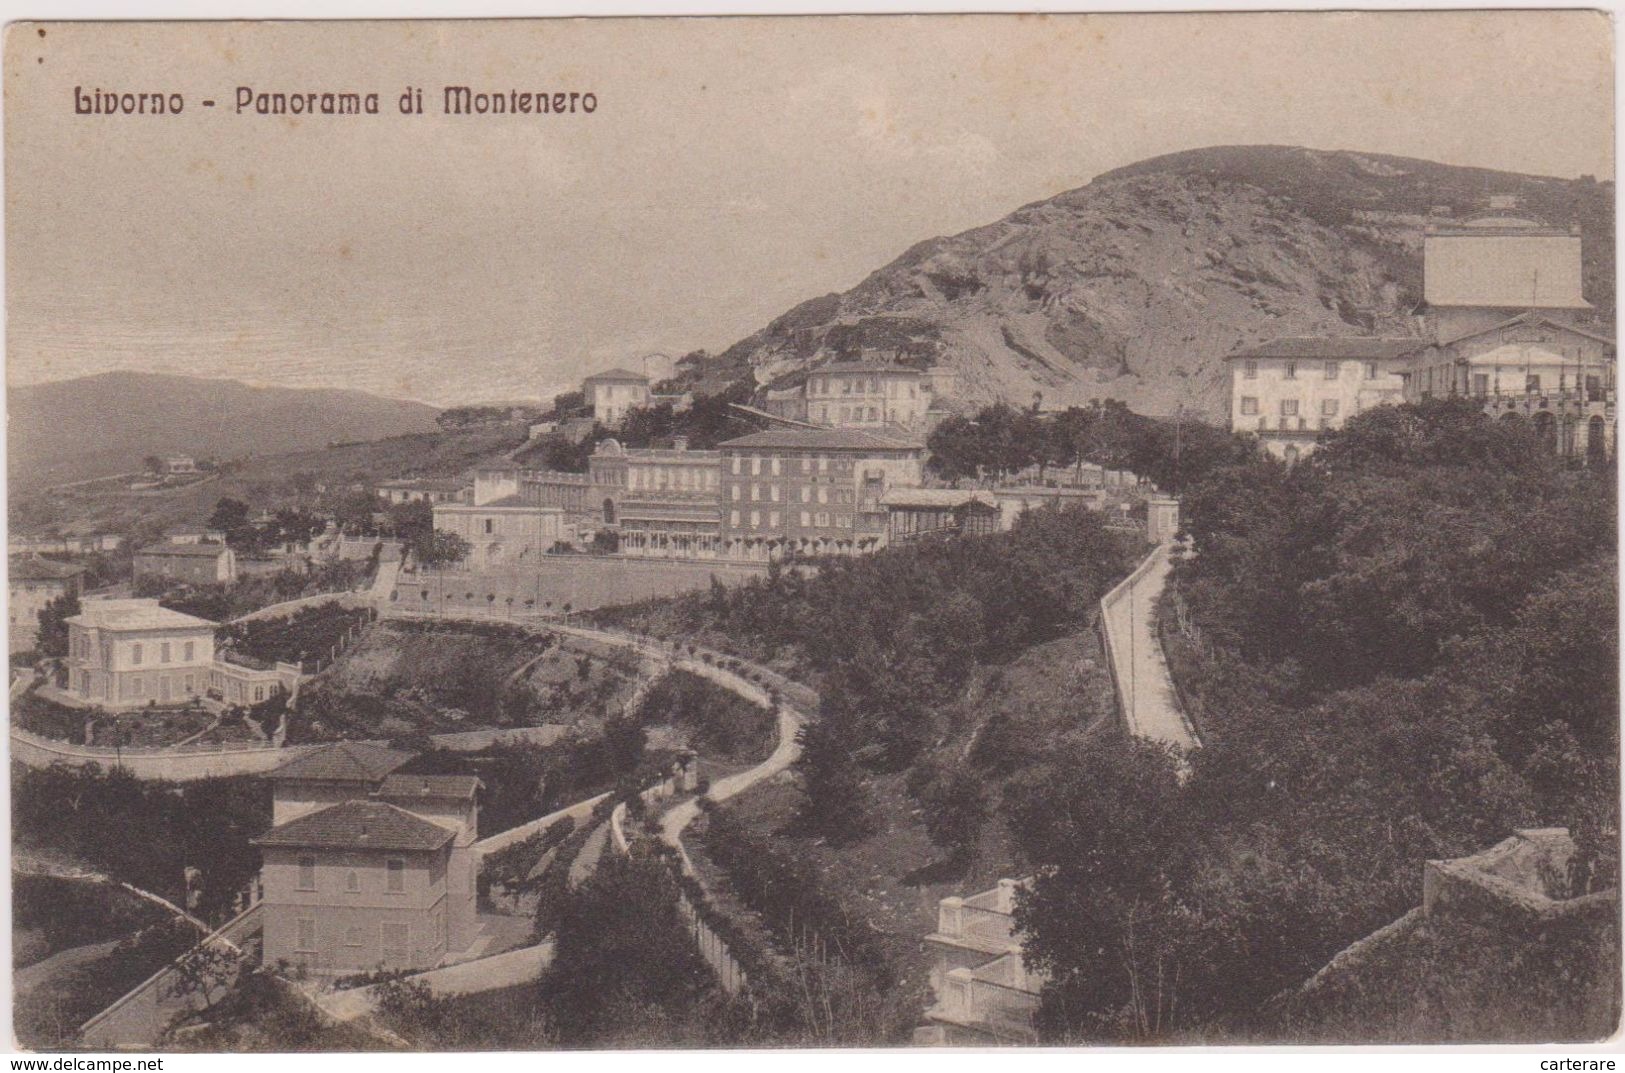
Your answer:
(3, 10), (1619, 1058)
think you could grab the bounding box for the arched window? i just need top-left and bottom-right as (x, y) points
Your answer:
(603, 498), (616, 525)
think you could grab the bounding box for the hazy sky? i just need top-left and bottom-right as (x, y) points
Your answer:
(5, 13), (1614, 406)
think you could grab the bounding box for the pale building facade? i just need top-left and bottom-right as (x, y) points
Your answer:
(1401, 313), (1615, 460)
(804, 361), (930, 430)
(9, 557), (85, 653)
(255, 744), (482, 976)
(1422, 216), (1592, 344)
(64, 599), (216, 709)
(377, 479), (468, 506)
(582, 368), (651, 426)
(1225, 338), (1421, 462)
(431, 499), (567, 570)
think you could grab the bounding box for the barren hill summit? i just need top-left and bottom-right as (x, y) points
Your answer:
(695, 145), (1614, 418)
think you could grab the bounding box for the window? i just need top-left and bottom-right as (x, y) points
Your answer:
(1473, 373), (1490, 397)
(383, 921), (409, 957)
(484, 518), (494, 535)
(750, 511), (761, 529)
(183, 675), (194, 694)
(346, 870), (360, 892)
(750, 485), (760, 502)
(1324, 361), (1339, 380)
(800, 457), (811, 473)
(771, 457), (781, 476)
(818, 487), (829, 505)
(1240, 397), (1259, 416)
(131, 643), (143, 666)
(296, 918), (317, 952)
(1243, 360), (1258, 380)
(751, 457), (761, 476)
(130, 676), (144, 698)
(731, 456), (741, 475)
(183, 641), (194, 661)
(729, 510), (740, 528)
(344, 926), (364, 947)
(1284, 361), (1298, 380)
(1365, 361), (1379, 380)
(386, 859), (406, 893)
(730, 486), (740, 501)
(770, 486), (780, 502)
(298, 856), (317, 890)
(800, 511), (811, 528)
(1526, 374), (1542, 393)
(1280, 399), (1299, 417)
(160, 642), (171, 664)
(818, 457), (828, 474)
(800, 487), (810, 503)
(815, 512), (830, 528)
(1322, 399), (1340, 417)
(769, 511), (780, 528)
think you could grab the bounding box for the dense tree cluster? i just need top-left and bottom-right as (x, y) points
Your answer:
(13, 763), (269, 922)
(1011, 399), (1619, 1041)
(599, 507), (1135, 840)
(927, 399), (1253, 493)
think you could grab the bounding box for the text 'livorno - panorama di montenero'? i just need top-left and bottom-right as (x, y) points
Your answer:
(73, 84), (600, 116)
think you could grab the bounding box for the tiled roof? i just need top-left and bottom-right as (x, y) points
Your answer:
(718, 428), (924, 452)
(583, 367), (650, 383)
(253, 800), (455, 853)
(10, 557), (86, 582)
(135, 543), (232, 558)
(65, 599), (215, 632)
(271, 742), (414, 784)
(376, 774), (483, 801)
(1226, 337), (1424, 361)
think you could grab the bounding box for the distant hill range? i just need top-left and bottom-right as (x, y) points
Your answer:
(9, 371), (441, 490)
(686, 145), (1614, 418)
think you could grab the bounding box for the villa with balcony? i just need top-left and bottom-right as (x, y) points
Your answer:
(918, 877), (1045, 1045)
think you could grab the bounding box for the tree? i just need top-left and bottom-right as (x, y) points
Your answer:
(36, 592), (80, 659)
(414, 529), (470, 568)
(169, 941), (241, 1013)
(908, 762), (989, 861)
(793, 717), (875, 843)
(143, 455), (164, 475)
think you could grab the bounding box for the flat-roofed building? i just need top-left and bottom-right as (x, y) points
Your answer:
(882, 489), (1002, 545)
(133, 541), (238, 586)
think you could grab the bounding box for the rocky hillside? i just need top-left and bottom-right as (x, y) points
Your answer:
(691, 146), (1614, 418)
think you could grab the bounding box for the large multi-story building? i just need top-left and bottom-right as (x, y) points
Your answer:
(254, 743), (481, 975)
(9, 557), (85, 653)
(1224, 338), (1422, 462)
(64, 598), (217, 709)
(1226, 207), (1614, 462)
(716, 427), (924, 559)
(763, 355), (958, 433)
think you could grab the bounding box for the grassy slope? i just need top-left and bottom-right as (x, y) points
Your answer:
(9, 425), (525, 540)
(688, 627), (1120, 1037)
